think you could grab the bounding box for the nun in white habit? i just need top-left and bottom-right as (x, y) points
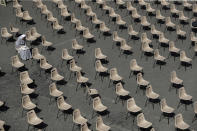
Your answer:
(15, 34), (32, 60)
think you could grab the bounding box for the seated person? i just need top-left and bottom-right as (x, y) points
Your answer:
(15, 34), (26, 50)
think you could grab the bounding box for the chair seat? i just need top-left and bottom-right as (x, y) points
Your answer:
(100, 27), (110, 32)
(97, 66), (108, 72)
(52, 74), (64, 81)
(2, 33), (12, 38)
(148, 92), (159, 99)
(10, 27), (19, 33)
(162, 106), (174, 113)
(41, 63), (52, 70)
(73, 45), (83, 50)
(176, 122), (190, 130)
(170, 47), (180, 53)
(131, 65), (142, 72)
(71, 66), (82, 72)
(22, 78), (33, 85)
(116, 20), (126, 25)
(74, 116), (87, 125)
(22, 88), (35, 95)
(138, 120), (152, 128)
(43, 41), (53, 47)
(59, 103), (72, 111)
(129, 31), (138, 36)
(23, 16), (32, 21)
(96, 54), (107, 59)
(94, 104), (107, 112)
(144, 47), (153, 53)
(181, 57), (192, 63)
(155, 55), (166, 61)
(138, 79), (149, 86)
(62, 55), (73, 61)
(29, 117), (43, 126)
(54, 25), (63, 30)
(121, 45), (132, 51)
(89, 89), (98, 95)
(13, 61), (24, 68)
(0, 101), (4, 107)
(128, 105), (141, 113)
(97, 124), (111, 131)
(33, 54), (44, 60)
(111, 75), (122, 81)
(117, 89), (129, 96)
(84, 33), (94, 39)
(180, 94), (192, 101)
(78, 77), (89, 83)
(166, 22), (175, 27)
(23, 102), (36, 110)
(51, 90), (63, 97)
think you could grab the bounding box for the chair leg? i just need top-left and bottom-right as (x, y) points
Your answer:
(177, 101), (181, 109)
(144, 98), (148, 107)
(192, 115), (197, 123)
(57, 110), (60, 118)
(129, 71), (133, 78)
(115, 96), (119, 104)
(125, 112), (129, 120)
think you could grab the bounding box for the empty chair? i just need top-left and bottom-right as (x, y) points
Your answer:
(141, 33), (152, 45)
(51, 68), (64, 82)
(83, 28), (94, 41)
(183, 0), (192, 11)
(72, 39), (83, 55)
(151, 25), (162, 40)
(137, 113), (152, 130)
(159, 98), (175, 124)
(76, 20), (86, 34)
(156, 10), (165, 25)
(128, 25), (139, 41)
(102, 2), (111, 14)
(22, 11), (33, 22)
(80, 1), (89, 10)
(109, 8), (118, 22)
(193, 42), (197, 58)
(25, 31), (37, 43)
(40, 57), (52, 75)
(15, 7), (23, 21)
(61, 48), (73, 66)
(49, 83), (63, 103)
(140, 16), (150, 30)
(161, 0), (170, 10)
(179, 50), (192, 70)
(86, 7), (95, 18)
(96, 115), (111, 131)
(126, 98), (142, 123)
(30, 27), (41, 39)
(126, 2), (135, 14)
(20, 83), (35, 95)
(146, 3), (155, 16)
(71, 13), (79, 25)
(179, 11), (189, 24)
(47, 12), (56, 24)
(131, 8), (141, 22)
(116, 0), (125, 8)
(177, 87), (193, 110)
(165, 17), (175, 31)
(129, 59), (143, 78)
(92, 97), (108, 118)
(115, 82), (130, 105)
(112, 31), (124, 48)
(108, 68), (123, 87)
(95, 60), (108, 80)
(192, 101), (197, 123)
(136, 73), (149, 93)
(170, 4), (179, 18)
(22, 95), (36, 116)
(95, 48), (107, 61)
(10, 25), (19, 36)
(57, 1), (66, 10)
(60, 7), (71, 21)
(27, 110), (43, 131)
(41, 36), (53, 51)
(73, 109), (88, 130)
(56, 95), (72, 120)
(41, 5), (50, 17)
(76, 71), (89, 90)
(169, 70), (183, 93)
(159, 33), (169, 51)
(13, 0), (22, 9)
(141, 42), (154, 59)
(69, 59), (82, 78)
(116, 15), (126, 29)
(52, 19), (63, 32)
(119, 39), (132, 57)
(99, 22), (110, 38)
(193, 4), (197, 16)
(0, 100), (4, 108)
(176, 25), (186, 41)
(145, 85), (160, 109)
(20, 71), (33, 85)
(92, 14), (103, 28)
(86, 85), (99, 105)
(153, 49), (166, 69)
(1, 27), (13, 43)
(168, 41), (180, 61)
(32, 48), (44, 62)
(11, 55), (24, 73)
(81, 123), (91, 131)
(191, 32), (197, 47)
(175, 114), (190, 130)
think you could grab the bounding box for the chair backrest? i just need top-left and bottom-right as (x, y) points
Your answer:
(141, 16), (147, 23)
(76, 71), (82, 80)
(25, 31), (31, 39)
(179, 87), (186, 99)
(1, 27), (8, 35)
(27, 110), (36, 122)
(32, 48), (39, 57)
(154, 49), (160, 58)
(171, 70), (177, 82)
(20, 71), (29, 81)
(96, 115), (103, 128)
(49, 82), (57, 94)
(137, 113), (145, 125)
(81, 123), (89, 131)
(116, 82), (123, 93)
(128, 25), (134, 33)
(41, 5), (47, 12)
(93, 97), (101, 109)
(166, 17), (171, 24)
(72, 39), (78, 48)
(83, 28), (90, 36)
(179, 11), (184, 18)
(70, 59), (76, 69)
(113, 31), (118, 40)
(175, 113), (183, 126)
(40, 57), (47, 67)
(22, 95), (31, 107)
(30, 27), (37, 34)
(95, 48), (102, 58)
(180, 50), (187, 59)
(169, 41), (175, 50)
(57, 95), (64, 108)
(160, 98), (167, 112)
(194, 101), (197, 113)
(95, 60), (102, 70)
(127, 97), (136, 109)
(62, 48), (69, 58)
(73, 109), (81, 121)
(110, 68), (117, 78)
(11, 55), (20, 65)
(156, 10), (161, 17)
(137, 73), (143, 83)
(20, 82), (29, 92)
(23, 11), (30, 18)
(130, 59), (137, 69)
(146, 85), (152, 97)
(51, 68), (58, 78)
(16, 7), (22, 16)
(151, 25), (155, 33)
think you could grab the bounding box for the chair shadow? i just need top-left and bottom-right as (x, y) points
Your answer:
(56, 80), (67, 85)
(100, 59), (109, 64)
(29, 93), (39, 99)
(0, 71), (6, 77)
(103, 32), (112, 37)
(99, 72), (109, 78)
(4, 125), (11, 131)
(0, 105), (9, 112)
(28, 82), (38, 89)
(57, 30), (66, 34)
(87, 38), (96, 43)
(47, 46), (56, 51)
(7, 37), (16, 42)
(123, 50), (133, 56)
(76, 50), (86, 55)
(34, 122), (48, 130)
(18, 66), (28, 72)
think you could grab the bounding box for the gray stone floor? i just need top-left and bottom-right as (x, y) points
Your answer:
(0, 0), (197, 131)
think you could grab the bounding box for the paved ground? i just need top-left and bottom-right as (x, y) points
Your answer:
(0, 0), (197, 131)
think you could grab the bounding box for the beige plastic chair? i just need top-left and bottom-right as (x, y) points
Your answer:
(159, 98), (174, 124)
(96, 115), (111, 131)
(141, 42), (153, 58)
(191, 32), (197, 44)
(170, 70), (183, 92)
(56, 95), (72, 119)
(92, 14), (103, 25)
(165, 17), (175, 30)
(73, 109), (88, 128)
(109, 68), (122, 82)
(20, 83), (35, 95)
(30, 27), (41, 39)
(129, 59), (143, 78)
(192, 101), (197, 123)
(176, 25), (186, 38)
(32, 48), (44, 61)
(51, 68), (64, 82)
(93, 97), (108, 117)
(25, 31), (37, 42)
(115, 82), (129, 105)
(183, 0), (192, 9)
(145, 85), (160, 109)
(1, 27), (13, 42)
(52, 19), (63, 31)
(22, 95), (36, 116)
(102, 2), (111, 12)
(95, 48), (107, 60)
(193, 4), (197, 14)
(10, 25), (19, 34)
(168, 41), (180, 61)
(116, 15), (126, 27)
(179, 11), (189, 22)
(70, 59), (82, 73)
(99, 22), (110, 34)
(179, 50), (192, 70)
(61, 48), (73, 66)
(80, 1), (89, 10)
(86, 85), (99, 105)
(60, 7), (70, 19)
(76, 21), (86, 32)
(170, 4), (179, 15)
(15, 7), (23, 21)
(71, 13), (79, 25)
(47, 12), (56, 24)
(112, 31), (124, 48)
(41, 5), (50, 16)
(27, 110), (43, 130)
(57, 1), (66, 10)
(140, 16), (150, 29)
(156, 10), (165, 22)
(175, 114), (190, 130)
(137, 113), (152, 129)
(72, 39), (83, 52)
(141, 33), (152, 44)
(20, 71), (33, 85)
(76, 71), (89, 90)
(116, 0), (125, 6)
(109, 8), (118, 19)
(146, 3), (155, 14)
(13, 0), (22, 9)
(120, 39), (132, 53)
(153, 49), (166, 69)
(151, 25), (162, 37)
(95, 60), (108, 75)
(41, 36), (53, 51)
(22, 11), (33, 21)
(132, 8), (141, 20)
(136, 73), (149, 93)
(127, 2), (135, 12)
(40, 57), (52, 72)
(159, 33), (169, 47)
(126, 98), (142, 121)
(86, 7), (95, 17)
(128, 25), (138, 39)
(49, 83), (63, 103)
(0, 100), (4, 108)
(177, 87), (193, 110)
(83, 28), (94, 40)
(11, 55), (24, 73)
